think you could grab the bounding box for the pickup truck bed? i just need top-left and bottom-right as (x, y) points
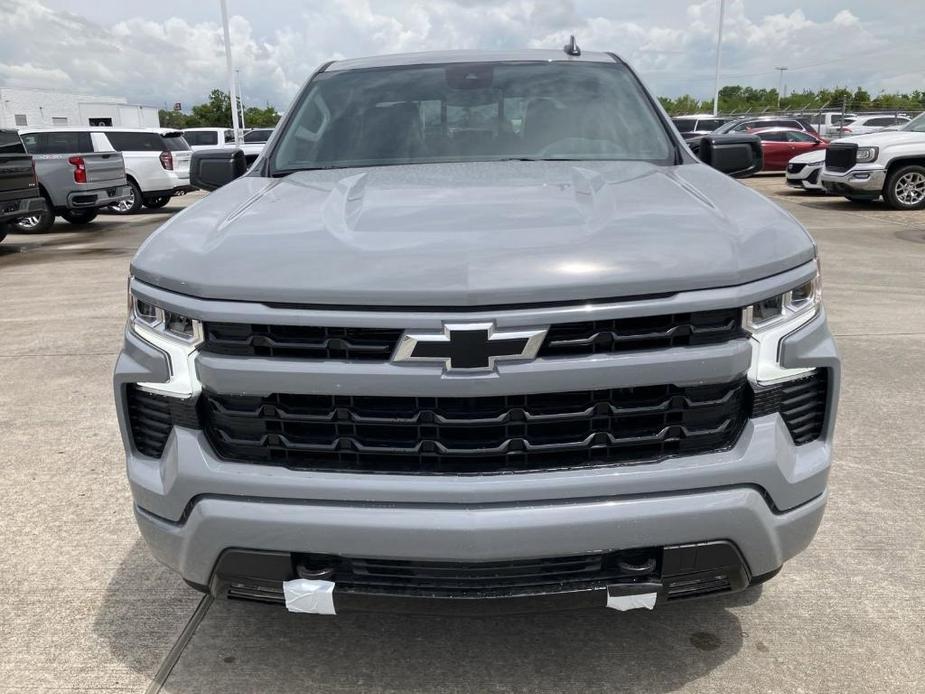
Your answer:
(32, 152), (129, 212)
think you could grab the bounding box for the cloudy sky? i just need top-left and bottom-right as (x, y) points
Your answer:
(0, 0), (922, 111)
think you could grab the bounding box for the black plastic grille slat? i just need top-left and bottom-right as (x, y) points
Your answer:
(201, 379), (749, 474)
(126, 387), (199, 458)
(539, 309), (743, 357)
(749, 370), (828, 445)
(300, 549), (659, 596)
(203, 323), (405, 361)
(201, 309), (743, 362)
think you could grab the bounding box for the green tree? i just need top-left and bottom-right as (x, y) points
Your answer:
(190, 89), (234, 127)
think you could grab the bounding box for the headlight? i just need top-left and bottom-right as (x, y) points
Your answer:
(130, 295), (203, 344)
(855, 146), (878, 163)
(744, 272), (822, 385)
(128, 290), (202, 397)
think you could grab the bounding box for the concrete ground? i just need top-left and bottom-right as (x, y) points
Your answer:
(0, 178), (923, 693)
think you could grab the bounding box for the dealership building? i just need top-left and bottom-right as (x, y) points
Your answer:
(0, 87), (159, 129)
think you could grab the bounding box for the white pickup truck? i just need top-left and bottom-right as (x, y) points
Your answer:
(821, 113), (925, 210)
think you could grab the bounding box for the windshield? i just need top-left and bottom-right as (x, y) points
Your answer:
(272, 61), (673, 173)
(903, 113), (925, 132)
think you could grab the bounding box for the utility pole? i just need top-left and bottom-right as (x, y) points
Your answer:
(220, 0), (242, 146)
(775, 66), (788, 110)
(711, 0), (726, 117)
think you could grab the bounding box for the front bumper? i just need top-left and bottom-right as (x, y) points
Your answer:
(66, 184), (131, 209)
(115, 266), (840, 611)
(786, 165), (823, 190)
(821, 167), (886, 194)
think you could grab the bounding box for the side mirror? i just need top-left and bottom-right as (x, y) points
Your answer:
(190, 149), (247, 191)
(697, 134), (763, 178)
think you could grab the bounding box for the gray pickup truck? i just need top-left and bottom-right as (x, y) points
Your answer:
(13, 129), (130, 233)
(115, 47), (839, 615)
(0, 129), (44, 244)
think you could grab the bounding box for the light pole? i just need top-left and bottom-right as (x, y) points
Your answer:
(220, 0), (242, 146)
(711, 0), (726, 117)
(775, 66), (788, 110)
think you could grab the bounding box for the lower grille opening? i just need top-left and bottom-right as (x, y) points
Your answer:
(296, 549), (661, 599)
(211, 542), (751, 609)
(750, 370), (828, 445)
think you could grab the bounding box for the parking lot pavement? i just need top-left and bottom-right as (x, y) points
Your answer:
(0, 180), (923, 693)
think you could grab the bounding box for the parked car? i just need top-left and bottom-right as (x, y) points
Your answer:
(715, 116), (819, 137)
(0, 129), (44, 243)
(785, 150), (827, 192)
(116, 47), (837, 615)
(805, 111), (857, 139)
(183, 128), (235, 152)
(832, 114), (911, 137)
(750, 127), (827, 171)
(821, 112), (925, 209)
(240, 128), (274, 164)
(16, 129), (131, 232)
(671, 114), (731, 141)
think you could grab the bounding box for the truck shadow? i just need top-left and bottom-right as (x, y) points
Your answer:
(95, 540), (755, 693)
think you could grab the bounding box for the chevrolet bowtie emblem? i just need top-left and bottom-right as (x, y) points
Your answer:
(392, 323), (548, 371)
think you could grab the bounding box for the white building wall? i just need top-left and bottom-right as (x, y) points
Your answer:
(0, 88), (158, 129)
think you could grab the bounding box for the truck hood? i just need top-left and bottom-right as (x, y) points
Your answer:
(132, 160), (815, 306)
(836, 130), (925, 147)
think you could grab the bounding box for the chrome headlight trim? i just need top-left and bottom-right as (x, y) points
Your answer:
(128, 290), (203, 398)
(744, 273), (822, 385)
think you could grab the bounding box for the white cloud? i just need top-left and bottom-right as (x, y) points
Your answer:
(0, 0), (921, 110)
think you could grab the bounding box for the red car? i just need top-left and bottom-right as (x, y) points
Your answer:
(749, 127), (828, 171)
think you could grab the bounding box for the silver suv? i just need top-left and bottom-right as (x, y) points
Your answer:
(115, 48), (839, 615)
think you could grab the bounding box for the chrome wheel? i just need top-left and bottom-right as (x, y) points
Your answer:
(894, 171), (925, 206)
(16, 214), (43, 230)
(109, 189), (135, 213)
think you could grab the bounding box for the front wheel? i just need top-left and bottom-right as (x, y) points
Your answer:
(11, 200), (55, 233)
(884, 165), (925, 210)
(143, 196), (171, 209)
(61, 209), (99, 225)
(107, 180), (143, 215)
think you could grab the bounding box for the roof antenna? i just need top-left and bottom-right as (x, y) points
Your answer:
(563, 35), (581, 57)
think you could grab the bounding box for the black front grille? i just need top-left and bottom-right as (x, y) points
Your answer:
(538, 309), (741, 357)
(825, 144), (857, 172)
(126, 387), (198, 457)
(203, 323), (404, 361)
(787, 163), (806, 174)
(297, 549), (660, 597)
(201, 308), (743, 362)
(751, 370), (828, 444)
(200, 379), (749, 474)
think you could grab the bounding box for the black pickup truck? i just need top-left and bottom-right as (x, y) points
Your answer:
(0, 129), (44, 244)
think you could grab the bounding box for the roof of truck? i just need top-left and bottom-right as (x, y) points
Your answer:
(18, 127), (183, 135)
(326, 49), (619, 72)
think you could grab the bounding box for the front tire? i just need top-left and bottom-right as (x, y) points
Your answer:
(107, 180), (143, 215)
(61, 209), (99, 225)
(884, 164), (925, 210)
(11, 199), (55, 233)
(143, 196), (171, 209)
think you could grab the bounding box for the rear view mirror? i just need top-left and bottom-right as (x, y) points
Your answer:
(696, 134), (763, 178)
(190, 149), (247, 191)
